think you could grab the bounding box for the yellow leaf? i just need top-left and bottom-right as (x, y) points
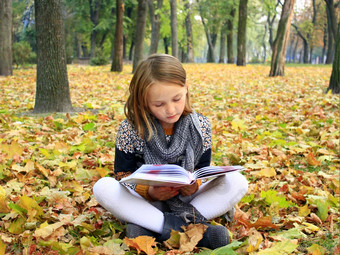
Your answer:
(0, 239), (6, 255)
(0, 140), (24, 159)
(306, 243), (326, 255)
(96, 167), (109, 177)
(256, 240), (298, 254)
(298, 204), (311, 217)
(35, 162), (50, 178)
(301, 222), (320, 233)
(246, 228), (263, 252)
(0, 186), (10, 213)
(257, 167), (277, 177)
(18, 195), (44, 221)
(231, 118), (246, 131)
(34, 221), (64, 239)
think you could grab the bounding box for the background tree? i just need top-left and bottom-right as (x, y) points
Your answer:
(33, 0), (73, 113)
(170, 0), (178, 58)
(0, 0), (13, 76)
(226, 5), (236, 63)
(111, 0), (124, 72)
(269, 0), (295, 77)
(184, 0), (194, 62)
(237, 0), (248, 66)
(326, 21), (339, 93)
(148, 0), (163, 55)
(133, 0), (147, 72)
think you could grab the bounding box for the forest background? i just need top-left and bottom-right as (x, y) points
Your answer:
(0, 0), (339, 254)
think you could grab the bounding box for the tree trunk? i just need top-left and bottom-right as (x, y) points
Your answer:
(148, 0), (162, 55)
(326, 22), (339, 93)
(198, 0), (215, 63)
(263, 23), (268, 63)
(207, 33), (217, 63)
(322, 25), (327, 63)
(237, 0), (248, 66)
(269, 0), (295, 77)
(0, 0), (13, 76)
(184, 0), (194, 62)
(226, 7), (235, 64)
(219, 23), (227, 63)
(111, 0), (124, 72)
(170, 0), (178, 58)
(89, 0), (102, 58)
(325, 2), (334, 64)
(292, 36), (299, 63)
(34, 0), (73, 113)
(133, 0), (147, 72)
(163, 37), (169, 54)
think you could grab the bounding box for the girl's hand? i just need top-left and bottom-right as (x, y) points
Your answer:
(148, 186), (180, 201)
(179, 181), (199, 196)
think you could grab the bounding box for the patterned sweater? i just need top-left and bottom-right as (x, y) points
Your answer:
(114, 113), (212, 200)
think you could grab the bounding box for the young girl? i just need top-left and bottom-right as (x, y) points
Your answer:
(93, 54), (248, 249)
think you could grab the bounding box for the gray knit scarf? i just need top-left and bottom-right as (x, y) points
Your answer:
(144, 112), (207, 223)
(144, 112), (203, 172)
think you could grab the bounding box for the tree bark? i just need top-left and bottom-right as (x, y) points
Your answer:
(237, 0), (248, 66)
(326, 22), (339, 93)
(89, 0), (102, 58)
(111, 0), (124, 72)
(170, 0), (178, 58)
(292, 24), (309, 63)
(198, 0), (215, 63)
(226, 7), (235, 64)
(148, 0), (162, 55)
(133, 0), (147, 72)
(219, 23), (227, 63)
(269, 0), (295, 77)
(0, 0), (13, 76)
(325, 2), (335, 63)
(34, 0), (73, 113)
(184, 0), (194, 62)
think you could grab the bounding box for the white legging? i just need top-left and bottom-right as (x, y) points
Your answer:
(93, 171), (248, 234)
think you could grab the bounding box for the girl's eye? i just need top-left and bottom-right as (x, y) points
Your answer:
(173, 97), (181, 102)
(155, 103), (163, 107)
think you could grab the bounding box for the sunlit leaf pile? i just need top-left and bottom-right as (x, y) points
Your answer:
(0, 64), (338, 254)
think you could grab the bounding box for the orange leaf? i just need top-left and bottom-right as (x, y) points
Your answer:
(306, 152), (321, 166)
(124, 236), (157, 255)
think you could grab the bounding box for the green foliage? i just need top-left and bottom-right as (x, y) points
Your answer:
(90, 50), (109, 66)
(12, 41), (36, 67)
(260, 190), (296, 208)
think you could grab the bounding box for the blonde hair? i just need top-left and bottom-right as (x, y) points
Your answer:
(125, 54), (192, 140)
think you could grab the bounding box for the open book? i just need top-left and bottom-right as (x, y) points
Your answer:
(119, 164), (244, 187)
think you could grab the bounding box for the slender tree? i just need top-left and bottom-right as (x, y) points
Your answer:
(34, 0), (73, 113)
(111, 0), (124, 72)
(219, 22), (227, 63)
(148, 0), (163, 55)
(184, 0), (194, 62)
(0, 0), (13, 76)
(133, 0), (147, 72)
(269, 0), (295, 77)
(325, 0), (338, 63)
(326, 22), (339, 93)
(170, 0), (178, 58)
(89, 0), (102, 58)
(237, 0), (248, 66)
(227, 6), (236, 64)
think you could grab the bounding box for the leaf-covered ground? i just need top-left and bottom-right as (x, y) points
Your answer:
(0, 64), (338, 255)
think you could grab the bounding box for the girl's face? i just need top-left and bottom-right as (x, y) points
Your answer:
(147, 81), (187, 129)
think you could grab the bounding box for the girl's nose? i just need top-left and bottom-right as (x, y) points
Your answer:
(165, 103), (175, 115)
